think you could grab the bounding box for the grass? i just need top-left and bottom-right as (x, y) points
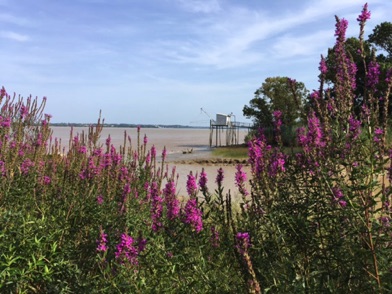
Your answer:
(211, 144), (303, 159)
(211, 145), (248, 159)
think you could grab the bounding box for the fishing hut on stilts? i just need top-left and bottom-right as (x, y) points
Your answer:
(209, 113), (251, 147)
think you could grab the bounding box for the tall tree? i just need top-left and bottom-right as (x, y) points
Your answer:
(368, 22), (392, 58)
(243, 77), (308, 128)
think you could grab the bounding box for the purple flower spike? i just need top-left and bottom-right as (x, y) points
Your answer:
(97, 229), (108, 252)
(215, 167), (224, 186)
(163, 180), (180, 220)
(186, 171), (198, 197)
(357, 3), (371, 22)
(115, 233), (139, 265)
(235, 164), (249, 196)
(199, 168), (208, 194)
(183, 198), (203, 233)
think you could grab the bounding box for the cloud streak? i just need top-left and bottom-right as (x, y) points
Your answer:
(0, 30), (29, 42)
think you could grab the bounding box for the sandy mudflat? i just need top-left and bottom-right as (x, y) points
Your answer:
(51, 126), (252, 198)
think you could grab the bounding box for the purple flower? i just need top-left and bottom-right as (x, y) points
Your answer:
(186, 171), (198, 197)
(97, 229), (108, 252)
(308, 113), (324, 148)
(163, 180), (180, 220)
(115, 233), (139, 265)
(20, 104), (29, 119)
(334, 16), (357, 101)
(374, 128), (384, 143)
(374, 128), (383, 135)
(338, 200), (347, 208)
(319, 56), (328, 75)
(0, 86), (7, 97)
(273, 110), (282, 129)
(366, 61), (380, 89)
(20, 159), (34, 175)
(332, 186), (344, 199)
(357, 3), (371, 22)
(198, 168), (208, 194)
(43, 176), (51, 185)
(0, 117), (11, 128)
(215, 167), (224, 187)
(79, 146), (87, 154)
(269, 152), (286, 177)
(105, 135), (111, 148)
(348, 115), (362, 140)
(150, 182), (163, 231)
(380, 216), (390, 227)
(335, 17), (348, 41)
(151, 145), (156, 159)
(97, 194), (104, 205)
(298, 112), (325, 154)
(332, 186), (347, 208)
(183, 198), (203, 233)
(235, 164), (249, 196)
(236, 232), (251, 254)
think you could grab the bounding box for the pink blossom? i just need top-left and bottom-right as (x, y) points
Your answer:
(235, 164), (248, 196)
(163, 180), (180, 220)
(183, 198), (203, 233)
(43, 176), (51, 185)
(198, 168), (208, 194)
(357, 3), (371, 22)
(186, 171), (198, 196)
(150, 182), (163, 231)
(115, 233), (139, 265)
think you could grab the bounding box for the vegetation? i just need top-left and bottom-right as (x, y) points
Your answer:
(1, 4), (392, 293)
(211, 145), (248, 159)
(243, 76), (308, 129)
(324, 21), (392, 118)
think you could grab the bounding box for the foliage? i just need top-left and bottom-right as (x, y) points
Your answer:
(369, 21), (392, 58)
(243, 77), (308, 129)
(1, 3), (392, 294)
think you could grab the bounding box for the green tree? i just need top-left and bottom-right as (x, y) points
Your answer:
(243, 77), (308, 128)
(368, 21), (392, 58)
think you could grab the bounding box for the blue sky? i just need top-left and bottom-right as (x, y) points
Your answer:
(1, 0), (391, 125)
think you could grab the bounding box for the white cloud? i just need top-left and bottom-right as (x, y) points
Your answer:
(177, 0), (221, 13)
(0, 30), (29, 42)
(151, 1), (386, 70)
(272, 29), (334, 59)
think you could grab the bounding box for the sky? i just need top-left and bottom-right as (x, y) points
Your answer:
(1, 0), (391, 126)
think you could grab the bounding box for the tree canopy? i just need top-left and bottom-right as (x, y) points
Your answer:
(368, 22), (392, 58)
(243, 77), (308, 129)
